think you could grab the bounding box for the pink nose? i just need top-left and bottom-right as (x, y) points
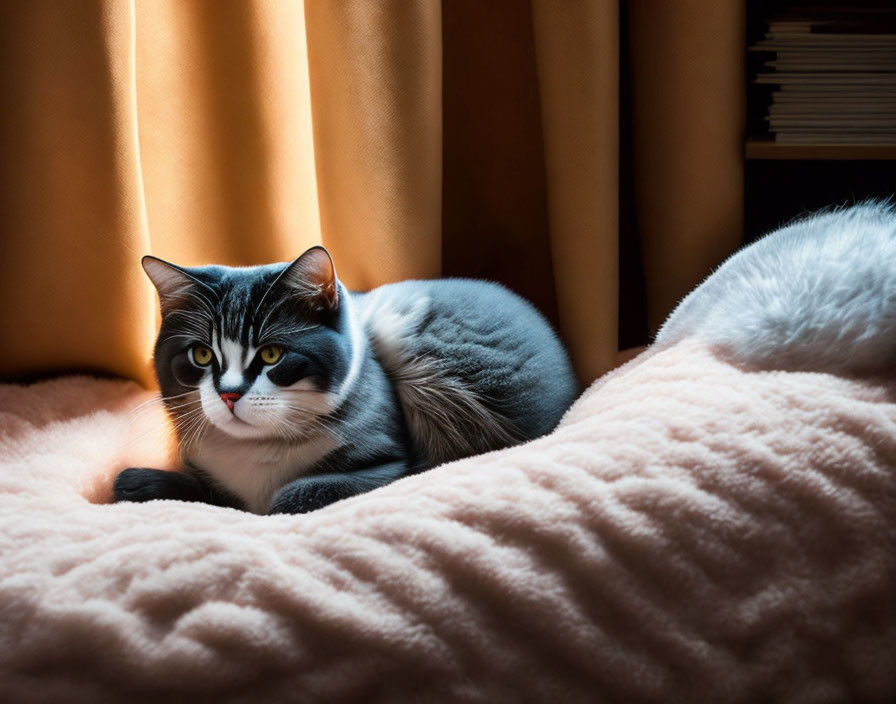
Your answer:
(219, 392), (242, 411)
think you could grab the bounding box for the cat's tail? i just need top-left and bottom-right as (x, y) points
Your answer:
(363, 300), (522, 468)
(379, 354), (522, 468)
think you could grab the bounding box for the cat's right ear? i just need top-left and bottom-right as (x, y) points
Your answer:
(142, 256), (199, 315)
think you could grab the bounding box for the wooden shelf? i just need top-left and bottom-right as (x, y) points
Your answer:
(745, 138), (896, 161)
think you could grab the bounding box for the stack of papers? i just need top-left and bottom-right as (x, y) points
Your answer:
(751, 9), (896, 145)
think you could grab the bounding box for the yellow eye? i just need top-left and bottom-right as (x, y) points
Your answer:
(192, 345), (213, 366)
(260, 345), (282, 365)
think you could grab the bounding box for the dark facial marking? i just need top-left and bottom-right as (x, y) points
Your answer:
(170, 350), (208, 388)
(153, 260), (353, 401)
(266, 352), (313, 387)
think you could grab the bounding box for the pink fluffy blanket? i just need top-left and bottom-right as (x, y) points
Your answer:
(1, 342), (895, 702)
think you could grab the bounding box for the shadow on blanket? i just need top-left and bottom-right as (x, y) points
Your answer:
(1, 341), (894, 702)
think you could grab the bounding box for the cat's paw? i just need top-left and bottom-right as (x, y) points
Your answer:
(268, 478), (350, 515)
(113, 468), (202, 503)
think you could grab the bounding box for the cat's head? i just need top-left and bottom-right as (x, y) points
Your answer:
(144, 246), (361, 443)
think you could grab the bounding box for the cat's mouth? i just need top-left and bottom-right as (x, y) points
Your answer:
(226, 410), (251, 426)
(207, 408), (277, 440)
(214, 404), (265, 430)
(196, 384), (270, 439)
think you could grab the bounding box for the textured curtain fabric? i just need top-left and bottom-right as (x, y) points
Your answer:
(0, 0), (744, 388)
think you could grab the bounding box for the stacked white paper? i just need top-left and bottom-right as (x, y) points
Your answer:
(751, 10), (896, 145)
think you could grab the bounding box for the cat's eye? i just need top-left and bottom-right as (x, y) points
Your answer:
(259, 345), (283, 365)
(191, 345), (213, 366)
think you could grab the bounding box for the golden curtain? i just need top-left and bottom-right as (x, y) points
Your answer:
(0, 0), (744, 388)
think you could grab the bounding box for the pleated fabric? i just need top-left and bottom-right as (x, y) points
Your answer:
(0, 0), (745, 387)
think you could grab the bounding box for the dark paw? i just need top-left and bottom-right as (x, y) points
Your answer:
(268, 479), (352, 515)
(113, 468), (204, 504)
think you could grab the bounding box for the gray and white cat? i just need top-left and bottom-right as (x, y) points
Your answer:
(114, 247), (578, 514)
(656, 201), (896, 375)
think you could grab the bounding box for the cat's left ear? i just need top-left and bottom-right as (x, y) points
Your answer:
(273, 246), (338, 311)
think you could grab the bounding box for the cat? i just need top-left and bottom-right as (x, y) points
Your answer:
(655, 201), (896, 375)
(114, 246), (579, 514)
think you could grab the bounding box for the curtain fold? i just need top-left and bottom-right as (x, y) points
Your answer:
(440, 1), (559, 339)
(304, 0), (443, 289)
(0, 1), (154, 385)
(0, 0), (745, 388)
(531, 0), (620, 384)
(628, 0), (746, 332)
(135, 0), (321, 269)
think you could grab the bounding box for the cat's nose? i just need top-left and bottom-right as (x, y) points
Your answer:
(219, 392), (242, 411)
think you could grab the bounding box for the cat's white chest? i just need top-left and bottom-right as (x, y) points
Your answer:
(190, 428), (337, 514)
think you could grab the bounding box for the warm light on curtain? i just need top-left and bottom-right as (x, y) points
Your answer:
(0, 0), (744, 388)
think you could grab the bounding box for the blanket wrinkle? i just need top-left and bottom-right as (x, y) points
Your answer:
(1, 341), (896, 702)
